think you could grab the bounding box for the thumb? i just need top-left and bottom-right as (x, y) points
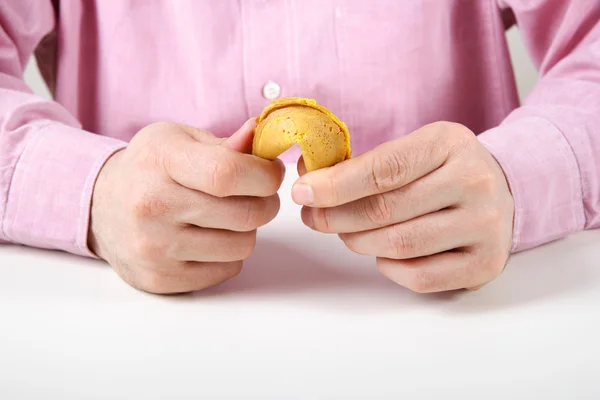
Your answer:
(222, 118), (257, 154)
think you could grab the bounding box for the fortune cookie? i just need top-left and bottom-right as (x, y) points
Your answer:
(252, 97), (351, 171)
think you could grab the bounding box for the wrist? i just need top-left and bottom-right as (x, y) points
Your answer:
(88, 149), (125, 259)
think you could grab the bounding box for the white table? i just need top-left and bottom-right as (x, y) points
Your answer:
(1, 166), (599, 400)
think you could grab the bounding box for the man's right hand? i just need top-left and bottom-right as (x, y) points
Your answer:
(88, 120), (284, 294)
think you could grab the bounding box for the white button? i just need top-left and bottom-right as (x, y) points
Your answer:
(262, 81), (281, 100)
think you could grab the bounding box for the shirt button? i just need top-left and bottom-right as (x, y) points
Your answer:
(262, 81), (281, 100)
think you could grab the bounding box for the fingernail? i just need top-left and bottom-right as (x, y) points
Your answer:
(292, 183), (314, 205)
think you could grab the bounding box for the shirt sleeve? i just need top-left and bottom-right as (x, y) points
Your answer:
(0, 1), (127, 256)
(478, 0), (600, 252)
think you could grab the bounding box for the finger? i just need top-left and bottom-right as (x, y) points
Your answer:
(222, 119), (258, 154)
(131, 182), (280, 232)
(168, 226), (257, 262)
(338, 209), (476, 259)
(297, 156), (307, 177)
(127, 261), (244, 294)
(376, 252), (487, 293)
(179, 192), (280, 232)
(302, 166), (461, 233)
(164, 138), (285, 197)
(377, 246), (505, 293)
(292, 122), (454, 207)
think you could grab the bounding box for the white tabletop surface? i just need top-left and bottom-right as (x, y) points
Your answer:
(1, 165), (599, 399)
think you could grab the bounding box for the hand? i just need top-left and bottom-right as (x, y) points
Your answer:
(89, 120), (284, 294)
(293, 122), (514, 293)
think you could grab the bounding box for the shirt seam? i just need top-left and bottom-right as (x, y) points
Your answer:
(554, 123), (587, 230)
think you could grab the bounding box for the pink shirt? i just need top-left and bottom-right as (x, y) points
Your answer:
(1, 1), (599, 257)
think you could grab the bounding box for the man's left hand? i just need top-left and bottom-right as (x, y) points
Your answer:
(292, 122), (515, 293)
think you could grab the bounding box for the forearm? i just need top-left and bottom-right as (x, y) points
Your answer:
(480, 0), (600, 251)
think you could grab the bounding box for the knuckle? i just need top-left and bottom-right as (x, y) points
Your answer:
(386, 225), (414, 256)
(135, 121), (171, 142)
(323, 169), (341, 205)
(371, 151), (408, 192)
(132, 191), (171, 219)
(376, 259), (437, 293)
(444, 123), (476, 153)
(313, 208), (333, 232)
(405, 269), (437, 293)
(239, 199), (259, 231)
(206, 156), (239, 196)
(363, 194), (393, 225)
(446, 122), (474, 140)
(463, 170), (497, 196)
(239, 196), (280, 230)
(132, 123), (174, 157)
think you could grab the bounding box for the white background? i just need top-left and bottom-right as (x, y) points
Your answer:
(24, 27), (538, 101)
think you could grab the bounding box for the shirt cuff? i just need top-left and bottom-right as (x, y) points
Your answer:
(478, 116), (585, 252)
(2, 121), (127, 257)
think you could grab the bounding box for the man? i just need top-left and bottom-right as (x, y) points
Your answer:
(1, 1), (599, 294)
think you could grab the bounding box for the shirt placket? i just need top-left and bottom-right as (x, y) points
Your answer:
(241, 0), (296, 118)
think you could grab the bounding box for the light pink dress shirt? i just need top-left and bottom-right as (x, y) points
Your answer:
(1, 1), (599, 257)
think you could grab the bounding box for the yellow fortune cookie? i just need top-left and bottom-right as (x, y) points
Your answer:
(252, 97), (352, 171)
